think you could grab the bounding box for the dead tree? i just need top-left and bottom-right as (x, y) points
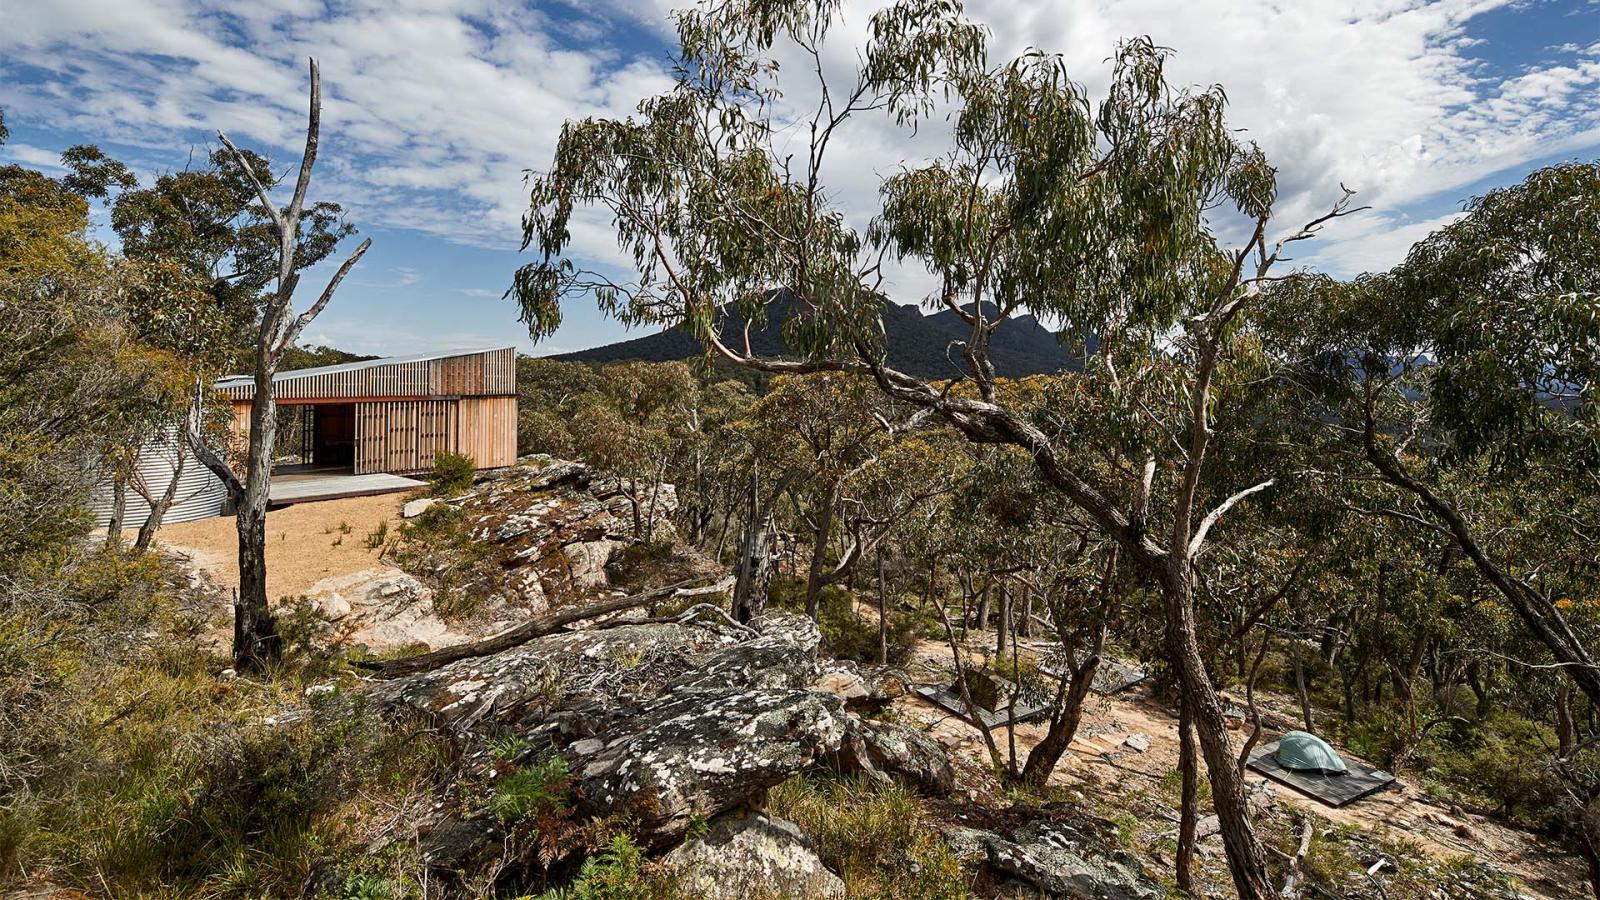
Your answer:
(188, 59), (371, 674)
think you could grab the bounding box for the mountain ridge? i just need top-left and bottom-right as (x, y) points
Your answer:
(550, 296), (1088, 380)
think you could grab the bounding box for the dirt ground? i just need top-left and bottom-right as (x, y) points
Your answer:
(157, 493), (411, 602)
(897, 631), (1585, 899)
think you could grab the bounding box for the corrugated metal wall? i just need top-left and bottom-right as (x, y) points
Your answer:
(87, 429), (227, 527)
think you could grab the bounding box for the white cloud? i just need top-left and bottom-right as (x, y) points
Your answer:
(0, 142), (67, 170)
(3, 0), (1597, 306)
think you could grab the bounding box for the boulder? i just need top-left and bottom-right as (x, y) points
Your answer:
(375, 611), (848, 853)
(370, 620), (741, 738)
(829, 717), (955, 795)
(403, 497), (439, 518)
(662, 808), (844, 899)
(299, 569), (462, 651)
(575, 686), (847, 848)
(943, 821), (1158, 899)
(812, 660), (910, 711)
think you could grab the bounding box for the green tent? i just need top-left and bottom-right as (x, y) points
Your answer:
(1276, 730), (1348, 776)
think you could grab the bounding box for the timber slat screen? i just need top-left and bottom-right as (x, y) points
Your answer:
(221, 348), (518, 476)
(216, 348), (515, 402)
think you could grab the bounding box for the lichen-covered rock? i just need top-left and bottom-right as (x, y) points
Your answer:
(944, 822), (1159, 899)
(374, 610), (850, 853)
(575, 686), (847, 848)
(369, 621), (741, 738)
(662, 808), (844, 899)
(403, 457), (689, 609)
(828, 717), (955, 795)
(667, 614), (822, 695)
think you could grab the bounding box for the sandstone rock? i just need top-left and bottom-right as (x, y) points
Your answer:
(575, 686), (847, 847)
(829, 717), (956, 795)
(370, 621), (740, 738)
(375, 610), (848, 857)
(812, 660), (910, 711)
(403, 497), (440, 518)
(299, 569), (463, 651)
(945, 821), (1158, 899)
(663, 808), (844, 899)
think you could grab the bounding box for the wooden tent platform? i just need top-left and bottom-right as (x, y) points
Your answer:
(268, 472), (425, 506)
(914, 682), (1052, 729)
(1247, 740), (1398, 807)
(1038, 656), (1149, 695)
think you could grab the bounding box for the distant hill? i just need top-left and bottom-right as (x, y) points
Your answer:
(552, 294), (1089, 379)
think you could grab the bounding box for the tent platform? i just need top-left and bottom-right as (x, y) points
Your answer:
(268, 472), (426, 506)
(1247, 740), (1398, 807)
(914, 682), (1051, 729)
(1039, 656), (1148, 695)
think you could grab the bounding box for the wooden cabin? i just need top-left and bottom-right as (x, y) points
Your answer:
(216, 348), (519, 476)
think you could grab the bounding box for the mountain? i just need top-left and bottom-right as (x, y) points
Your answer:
(552, 295), (1089, 379)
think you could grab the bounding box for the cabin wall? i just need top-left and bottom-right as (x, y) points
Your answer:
(455, 396), (518, 469)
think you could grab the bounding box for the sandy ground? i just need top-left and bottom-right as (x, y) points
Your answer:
(896, 630), (1585, 899)
(157, 493), (412, 602)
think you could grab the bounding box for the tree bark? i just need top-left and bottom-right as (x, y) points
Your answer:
(1293, 635), (1313, 733)
(133, 444), (186, 552)
(233, 376), (282, 673)
(105, 473), (127, 548)
(876, 547), (889, 665)
(1176, 692), (1198, 894)
(803, 486), (837, 620)
(1023, 547), (1115, 785)
(1165, 563), (1277, 899)
(732, 464), (775, 623)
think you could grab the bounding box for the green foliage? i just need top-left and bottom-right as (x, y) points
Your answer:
(767, 774), (971, 899)
(0, 550), (452, 897)
(537, 833), (676, 900)
(429, 450), (477, 496)
(491, 757), (572, 822)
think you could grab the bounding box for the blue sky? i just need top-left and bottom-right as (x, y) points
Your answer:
(3, 0), (1597, 358)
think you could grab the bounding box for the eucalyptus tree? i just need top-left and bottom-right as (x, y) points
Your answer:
(1268, 163), (1600, 708)
(509, 1), (1361, 893)
(187, 61), (371, 674)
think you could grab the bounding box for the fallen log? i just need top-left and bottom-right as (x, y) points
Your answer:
(355, 576), (732, 677)
(1281, 815), (1315, 898)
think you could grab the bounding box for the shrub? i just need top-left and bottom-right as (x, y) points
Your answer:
(491, 757), (572, 822)
(429, 450), (476, 496)
(540, 834), (677, 900)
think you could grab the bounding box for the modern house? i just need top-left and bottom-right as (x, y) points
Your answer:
(90, 347), (520, 526)
(215, 347), (519, 476)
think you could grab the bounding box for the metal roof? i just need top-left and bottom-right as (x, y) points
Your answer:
(214, 347), (515, 390)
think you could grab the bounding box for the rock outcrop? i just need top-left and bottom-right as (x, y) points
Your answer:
(398, 457), (688, 614)
(462, 457), (679, 606)
(373, 609), (934, 859)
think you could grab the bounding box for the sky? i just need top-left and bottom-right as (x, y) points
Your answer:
(2, 0), (1597, 358)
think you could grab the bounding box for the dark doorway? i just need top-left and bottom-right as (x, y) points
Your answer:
(312, 403), (355, 468)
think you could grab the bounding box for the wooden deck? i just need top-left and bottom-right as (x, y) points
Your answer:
(268, 472), (426, 506)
